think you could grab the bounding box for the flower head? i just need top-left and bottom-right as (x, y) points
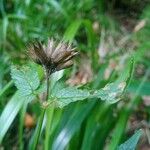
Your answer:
(28, 39), (78, 75)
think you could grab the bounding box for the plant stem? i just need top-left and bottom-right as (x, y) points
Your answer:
(44, 69), (55, 150)
(32, 69), (51, 150)
(45, 69), (50, 102)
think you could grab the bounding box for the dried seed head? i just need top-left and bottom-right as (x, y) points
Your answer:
(28, 38), (78, 75)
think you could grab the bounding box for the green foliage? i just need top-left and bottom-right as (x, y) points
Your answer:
(11, 65), (40, 96)
(63, 20), (82, 42)
(51, 58), (133, 107)
(107, 68), (150, 150)
(118, 129), (143, 150)
(53, 87), (90, 108)
(9, 58), (132, 108)
(0, 92), (34, 143)
(127, 80), (150, 95)
(0, 0), (150, 149)
(0, 64), (40, 143)
(52, 101), (95, 150)
(0, 56), (133, 146)
(29, 108), (46, 150)
(93, 82), (125, 103)
(52, 80), (125, 108)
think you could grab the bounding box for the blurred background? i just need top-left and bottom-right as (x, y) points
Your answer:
(0, 0), (150, 149)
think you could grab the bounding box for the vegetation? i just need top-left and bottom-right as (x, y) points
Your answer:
(0, 0), (150, 149)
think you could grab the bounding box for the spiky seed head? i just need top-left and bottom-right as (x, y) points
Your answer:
(28, 38), (78, 75)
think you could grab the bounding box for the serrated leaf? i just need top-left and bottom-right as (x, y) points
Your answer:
(0, 92), (35, 143)
(52, 87), (90, 108)
(118, 129), (143, 150)
(50, 57), (134, 108)
(11, 65), (40, 96)
(51, 80), (126, 108)
(92, 82), (126, 103)
(92, 57), (134, 103)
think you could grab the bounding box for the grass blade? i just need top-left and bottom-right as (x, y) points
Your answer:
(0, 92), (34, 143)
(29, 108), (46, 150)
(52, 101), (95, 150)
(118, 129), (143, 150)
(63, 20), (82, 42)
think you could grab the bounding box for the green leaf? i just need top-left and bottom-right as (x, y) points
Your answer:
(51, 57), (134, 107)
(52, 87), (90, 108)
(19, 101), (28, 150)
(93, 57), (134, 103)
(127, 80), (150, 95)
(52, 101), (95, 150)
(118, 129), (143, 150)
(2, 16), (8, 42)
(82, 19), (95, 48)
(52, 81), (125, 108)
(7, 14), (27, 20)
(0, 80), (13, 99)
(0, 64), (40, 143)
(0, 92), (35, 143)
(108, 68), (149, 150)
(11, 65), (40, 96)
(81, 104), (109, 150)
(48, 0), (68, 19)
(92, 82), (126, 103)
(29, 108), (46, 150)
(117, 57), (134, 90)
(63, 20), (82, 42)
